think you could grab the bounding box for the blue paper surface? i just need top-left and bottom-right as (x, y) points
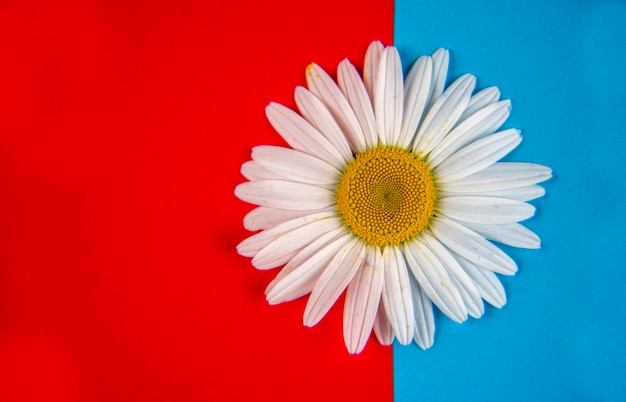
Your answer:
(393, 1), (626, 401)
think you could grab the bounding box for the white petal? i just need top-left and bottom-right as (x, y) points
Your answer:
(398, 55), (433, 148)
(374, 47), (404, 145)
(428, 100), (511, 168)
(252, 145), (341, 189)
(278, 227), (346, 273)
(478, 185), (546, 201)
(412, 74), (476, 157)
(235, 180), (335, 211)
(449, 274), (483, 318)
(381, 247), (414, 345)
(421, 231), (484, 319)
(439, 162), (552, 193)
(404, 240), (468, 323)
(460, 221), (541, 249)
(364, 41), (384, 102)
(429, 216), (517, 275)
(265, 229), (350, 304)
(241, 161), (283, 181)
(304, 237), (366, 327)
(244, 206), (331, 231)
(306, 63), (367, 152)
(373, 300), (395, 346)
(458, 86), (501, 123)
(439, 186), (547, 202)
(237, 211), (336, 257)
(453, 252), (507, 308)
(428, 48), (449, 108)
(338, 59), (378, 149)
(294, 87), (353, 162)
(343, 246), (384, 354)
(252, 216), (343, 269)
(265, 102), (345, 168)
(438, 196), (536, 224)
(408, 273), (435, 350)
(435, 129), (522, 183)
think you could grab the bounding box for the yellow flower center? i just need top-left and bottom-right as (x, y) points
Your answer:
(335, 146), (437, 246)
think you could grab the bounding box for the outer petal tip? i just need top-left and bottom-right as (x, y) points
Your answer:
(415, 339), (434, 350)
(233, 183), (245, 201)
(367, 40), (384, 50)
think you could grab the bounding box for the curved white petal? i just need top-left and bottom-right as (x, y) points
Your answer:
(428, 48), (449, 108)
(438, 196), (536, 224)
(435, 129), (522, 183)
(439, 185), (546, 202)
(458, 86), (501, 123)
(449, 274), (483, 318)
(439, 162), (552, 193)
(252, 145), (341, 189)
(404, 240), (468, 323)
(241, 160), (283, 181)
(279, 227), (347, 273)
(244, 206), (332, 231)
(398, 55), (433, 148)
(237, 211), (336, 257)
(381, 246), (414, 345)
(421, 231), (484, 319)
(304, 237), (366, 327)
(338, 59), (378, 149)
(412, 74), (476, 157)
(265, 102), (346, 168)
(265, 229), (350, 304)
(373, 299), (395, 346)
(343, 246), (384, 354)
(363, 41), (384, 102)
(374, 47), (404, 146)
(429, 216), (517, 275)
(408, 273), (435, 349)
(306, 63), (367, 152)
(428, 100), (511, 168)
(482, 185), (546, 201)
(235, 180), (335, 211)
(460, 221), (541, 249)
(294, 87), (353, 162)
(252, 216), (343, 269)
(453, 252), (507, 308)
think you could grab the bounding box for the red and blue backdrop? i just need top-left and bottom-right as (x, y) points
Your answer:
(1, 0), (624, 401)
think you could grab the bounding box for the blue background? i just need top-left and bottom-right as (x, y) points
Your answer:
(393, 0), (626, 401)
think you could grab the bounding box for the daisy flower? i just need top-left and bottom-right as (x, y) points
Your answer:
(235, 41), (551, 354)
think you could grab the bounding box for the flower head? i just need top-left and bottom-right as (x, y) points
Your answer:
(235, 41), (551, 354)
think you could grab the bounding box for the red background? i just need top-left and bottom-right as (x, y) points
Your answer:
(0, 0), (393, 401)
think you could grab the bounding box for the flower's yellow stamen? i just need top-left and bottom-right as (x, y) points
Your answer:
(335, 146), (437, 246)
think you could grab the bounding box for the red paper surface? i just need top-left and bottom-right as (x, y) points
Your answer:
(0, 0), (393, 401)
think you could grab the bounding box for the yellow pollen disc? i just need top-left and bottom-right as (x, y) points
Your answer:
(335, 146), (437, 247)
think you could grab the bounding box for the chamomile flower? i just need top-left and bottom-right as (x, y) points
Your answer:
(235, 41), (551, 354)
